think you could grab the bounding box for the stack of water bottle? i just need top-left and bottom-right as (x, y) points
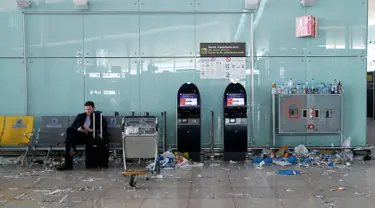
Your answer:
(272, 78), (344, 95)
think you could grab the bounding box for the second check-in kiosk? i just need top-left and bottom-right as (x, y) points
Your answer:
(177, 83), (201, 161)
(223, 83), (248, 161)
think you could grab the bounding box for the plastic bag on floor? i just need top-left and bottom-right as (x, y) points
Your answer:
(294, 145), (309, 156)
(161, 151), (175, 159)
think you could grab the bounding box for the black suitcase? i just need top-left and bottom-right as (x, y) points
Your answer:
(85, 112), (109, 169)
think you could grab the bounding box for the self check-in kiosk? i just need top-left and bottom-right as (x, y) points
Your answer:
(223, 83), (248, 161)
(177, 83), (201, 161)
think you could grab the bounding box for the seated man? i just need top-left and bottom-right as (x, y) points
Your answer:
(56, 101), (107, 170)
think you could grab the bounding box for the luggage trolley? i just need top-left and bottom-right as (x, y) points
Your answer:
(122, 115), (160, 187)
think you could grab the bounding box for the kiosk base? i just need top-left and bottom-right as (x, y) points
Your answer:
(224, 152), (246, 161)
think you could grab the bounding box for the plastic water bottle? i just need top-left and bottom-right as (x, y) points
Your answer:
(311, 78), (315, 92)
(296, 83), (301, 94)
(321, 82), (326, 94)
(333, 79), (338, 94)
(304, 80), (309, 94)
(327, 84), (331, 94)
(287, 78), (293, 94)
(277, 170), (301, 175)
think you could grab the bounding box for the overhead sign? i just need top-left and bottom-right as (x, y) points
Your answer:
(200, 43), (246, 57)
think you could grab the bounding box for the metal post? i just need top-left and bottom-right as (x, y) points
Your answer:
(250, 12), (255, 144)
(209, 111), (214, 160)
(161, 111), (167, 151)
(272, 93), (276, 147)
(340, 94), (344, 145)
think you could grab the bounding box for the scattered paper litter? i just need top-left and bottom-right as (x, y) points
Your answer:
(229, 193), (244, 197)
(274, 161), (291, 166)
(82, 178), (102, 182)
(210, 163), (220, 167)
(59, 195), (68, 204)
(329, 187), (346, 192)
(313, 194), (324, 199)
(78, 185), (102, 191)
(229, 160), (237, 164)
(324, 201), (336, 208)
(256, 161), (265, 169)
(191, 163), (204, 167)
(151, 174), (164, 179)
(14, 193), (25, 200)
(286, 189), (294, 192)
(43, 188), (72, 195)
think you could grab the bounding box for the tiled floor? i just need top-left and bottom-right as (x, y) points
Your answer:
(1, 161), (375, 208)
(0, 119), (374, 207)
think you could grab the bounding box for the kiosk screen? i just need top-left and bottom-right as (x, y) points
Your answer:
(226, 93), (245, 106)
(179, 93), (198, 107)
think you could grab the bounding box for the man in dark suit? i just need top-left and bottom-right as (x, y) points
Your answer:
(56, 101), (107, 170)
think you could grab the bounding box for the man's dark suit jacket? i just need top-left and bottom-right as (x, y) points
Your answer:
(70, 112), (108, 137)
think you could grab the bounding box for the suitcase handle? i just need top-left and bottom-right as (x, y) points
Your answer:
(100, 113), (103, 139)
(93, 112), (95, 139)
(93, 112), (103, 139)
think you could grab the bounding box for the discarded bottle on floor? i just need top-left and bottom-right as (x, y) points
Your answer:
(277, 170), (300, 175)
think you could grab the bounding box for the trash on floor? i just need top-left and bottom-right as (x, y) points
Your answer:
(255, 161), (265, 169)
(277, 170), (300, 175)
(274, 161), (292, 166)
(329, 187), (346, 191)
(0, 156), (23, 165)
(276, 145), (288, 157)
(323, 201), (336, 208)
(151, 174), (165, 179)
(294, 145), (309, 156)
(229, 193), (244, 197)
(285, 188), (294, 192)
(58, 195), (68, 204)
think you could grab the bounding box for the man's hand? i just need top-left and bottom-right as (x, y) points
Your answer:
(83, 126), (93, 133)
(78, 127), (88, 134)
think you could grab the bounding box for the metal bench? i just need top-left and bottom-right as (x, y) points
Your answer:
(0, 116), (4, 142)
(33, 116), (69, 163)
(0, 116), (35, 165)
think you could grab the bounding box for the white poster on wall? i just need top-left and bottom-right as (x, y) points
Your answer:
(198, 57), (246, 80)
